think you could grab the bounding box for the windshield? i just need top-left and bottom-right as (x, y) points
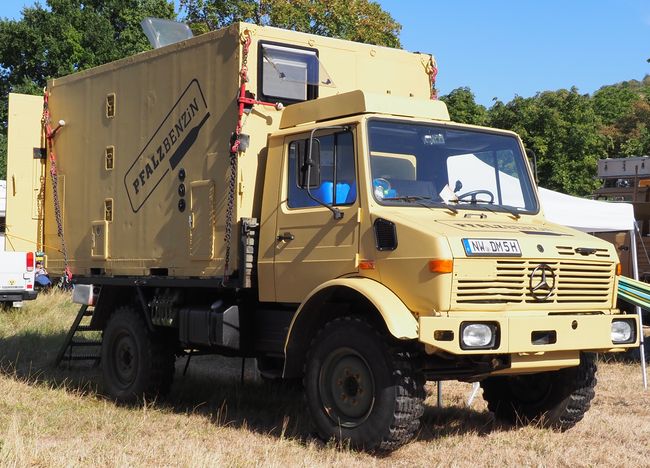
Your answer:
(368, 119), (538, 213)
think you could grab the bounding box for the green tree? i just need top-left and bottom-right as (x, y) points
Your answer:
(440, 87), (488, 126)
(489, 88), (607, 196)
(0, 0), (176, 179)
(180, 0), (401, 47)
(593, 77), (650, 158)
(592, 84), (639, 126)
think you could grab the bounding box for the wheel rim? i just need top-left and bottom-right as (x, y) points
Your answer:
(318, 347), (375, 428)
(111, 330), (138, 389)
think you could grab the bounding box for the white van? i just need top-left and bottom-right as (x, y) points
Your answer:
(0, 251), (37, 308)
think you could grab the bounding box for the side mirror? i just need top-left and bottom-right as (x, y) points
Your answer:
(525, 148), (538, 183)
(300, 138), (321, 189)
(453, 180), (463, 193)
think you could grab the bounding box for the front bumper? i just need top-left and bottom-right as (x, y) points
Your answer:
(419, 312), (639, 356)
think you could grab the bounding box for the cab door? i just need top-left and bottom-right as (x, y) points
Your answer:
(273, 128), (360, 303)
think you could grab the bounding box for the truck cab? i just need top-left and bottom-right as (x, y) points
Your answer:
(260, 91), (632, 370)
(251, 90), (638, 448)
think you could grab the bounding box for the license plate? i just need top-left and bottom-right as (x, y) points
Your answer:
(462, 238), (522, 257)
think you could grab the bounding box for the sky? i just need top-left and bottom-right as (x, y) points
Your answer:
(1, 0), (649, 107)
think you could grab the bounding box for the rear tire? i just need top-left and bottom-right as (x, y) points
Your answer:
(101, 306), (175, 404)
(481, 352), (597, 430)
(304, 316), (425, 451)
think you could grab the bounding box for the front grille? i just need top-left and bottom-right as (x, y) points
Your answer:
(556, 245), (610, 258)
(452, 259), (614, 306)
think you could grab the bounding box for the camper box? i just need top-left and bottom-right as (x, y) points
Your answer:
(34, 22), (433, 279)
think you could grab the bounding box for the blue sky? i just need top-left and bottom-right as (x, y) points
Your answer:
(2, 0), (649, 106)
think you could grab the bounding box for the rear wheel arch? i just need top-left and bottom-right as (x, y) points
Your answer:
(283, 278), (419, 379)
(90, 285), (139, 330)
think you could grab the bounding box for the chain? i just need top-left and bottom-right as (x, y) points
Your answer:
(222, 29), (283, 287)
(424, 56), (439, 100)
(222, 136), (238, 287)
(222, 30), (253, 287)
(42, 91), (72, 286)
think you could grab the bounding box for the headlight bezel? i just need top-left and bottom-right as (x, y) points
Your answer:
(611, 318), (636, 345)
(460, 322), (499, 350)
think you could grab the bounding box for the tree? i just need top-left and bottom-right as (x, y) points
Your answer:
(0, 0), (176, 179)
(489, 88), (607, 196)
(440, 87), (488, 126)
(592, 84), (639, 126)
(593, 78), (650, 158)
(179, 0), (401, 47)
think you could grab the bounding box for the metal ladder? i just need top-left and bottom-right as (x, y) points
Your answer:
(54, 303), (102, 367)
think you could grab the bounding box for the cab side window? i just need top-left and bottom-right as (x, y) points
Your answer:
(287, 131), (357, 209)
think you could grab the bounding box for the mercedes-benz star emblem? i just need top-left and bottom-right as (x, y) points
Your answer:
(529, 264), (556, 301)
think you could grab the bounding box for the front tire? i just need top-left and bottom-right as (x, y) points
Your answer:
(481, 352), (597, 430)
(304, 316), (425, 451)
(101, 306), (175, 404)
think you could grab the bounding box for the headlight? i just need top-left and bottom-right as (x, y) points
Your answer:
(460, 322), (498, 349)
(611, 319), (635, 344)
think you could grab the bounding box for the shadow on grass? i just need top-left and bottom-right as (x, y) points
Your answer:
(0, 329), (505, 449)
(416, 404), (505, 441)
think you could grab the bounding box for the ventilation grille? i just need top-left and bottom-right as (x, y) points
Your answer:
(452, 260), (614, 306)
(556, 245), (609, 258)
(374, 218), (397, 251)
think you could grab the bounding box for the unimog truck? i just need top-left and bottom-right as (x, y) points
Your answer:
(7, 22), (639, 451)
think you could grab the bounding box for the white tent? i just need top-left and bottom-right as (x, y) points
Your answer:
(538, 187), (635, 232)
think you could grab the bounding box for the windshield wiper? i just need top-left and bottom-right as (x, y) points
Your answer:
(489, 204), (521, 219)
(383, 195), (430, 202)
(449, 199), (520, 219)
(383, 195), (458, 214)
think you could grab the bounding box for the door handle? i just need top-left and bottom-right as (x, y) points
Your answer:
(277, 232), (295, 242)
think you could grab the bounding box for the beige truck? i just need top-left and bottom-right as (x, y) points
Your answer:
(7, 22), (639, 451)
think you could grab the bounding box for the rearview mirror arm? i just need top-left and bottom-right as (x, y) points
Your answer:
(304, 126), (350, 220)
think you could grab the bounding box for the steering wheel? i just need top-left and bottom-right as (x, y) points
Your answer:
(373, 177), (392, 198)
(457, 189), (495, 204)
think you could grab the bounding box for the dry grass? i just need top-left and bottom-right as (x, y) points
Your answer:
(1, 290), (650, 466)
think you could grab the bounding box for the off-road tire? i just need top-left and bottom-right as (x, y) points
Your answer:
(101, 306), (175, 404)
(304, 316), (425, 452)
(481, 352), (597, 430)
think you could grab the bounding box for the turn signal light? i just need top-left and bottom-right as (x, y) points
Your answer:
(358, 260), (375, 270)
(616, 263), (622, 276)
(429, 259), (453, 273)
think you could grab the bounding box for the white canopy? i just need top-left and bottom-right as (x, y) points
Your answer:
(538, 187), (635, 232)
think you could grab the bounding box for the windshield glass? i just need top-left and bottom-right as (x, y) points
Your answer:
(368, 119), (538, 213)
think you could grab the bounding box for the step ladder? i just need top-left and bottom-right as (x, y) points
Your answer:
(54, 303), (102, 367)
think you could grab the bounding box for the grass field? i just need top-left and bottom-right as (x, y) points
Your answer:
(1, 290), (650, 466)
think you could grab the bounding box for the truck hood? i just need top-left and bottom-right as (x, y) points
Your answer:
(375, 207), (618, 262)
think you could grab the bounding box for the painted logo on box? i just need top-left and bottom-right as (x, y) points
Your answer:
(124, 79), (210, 212)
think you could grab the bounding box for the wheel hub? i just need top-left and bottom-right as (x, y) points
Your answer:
(320, 349), (375, 427)
(113, 333), (137, 386)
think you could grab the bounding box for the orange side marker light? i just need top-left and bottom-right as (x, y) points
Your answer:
(429, 259), (453, 273)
